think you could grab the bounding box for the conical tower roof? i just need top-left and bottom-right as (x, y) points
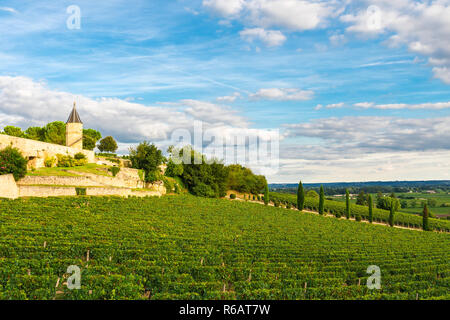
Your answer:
(66, 102), (83, 124)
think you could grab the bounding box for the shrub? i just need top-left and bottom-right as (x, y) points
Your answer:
(230, 194), (236, 199)
(286, 203), (291, 209)
(56, 154), (74, 167)
(75, 188), (86, 196)
(297, 181), (305, 211)
(335, 212), (342, 218)
(74, 153), (86, 160)
(44, 156), (56, 168)
(355, 215), (362, 222)
(109, 166), (120, 177)
(0, 146), (27, 181)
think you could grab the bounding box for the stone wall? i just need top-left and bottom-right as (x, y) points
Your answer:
(0, 134), (95, 168)
(0, 174), (19, 199)
(18, 175), (102, 187)
(19, 185), (77, 197)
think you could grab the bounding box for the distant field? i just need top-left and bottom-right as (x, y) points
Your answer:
(1, 195), (449, 300)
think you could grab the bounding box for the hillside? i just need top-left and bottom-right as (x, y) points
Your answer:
(1, 195), (449, 300)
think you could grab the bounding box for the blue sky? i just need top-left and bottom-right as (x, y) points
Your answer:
(0, 0), (450, 182)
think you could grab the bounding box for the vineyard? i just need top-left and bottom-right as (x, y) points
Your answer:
(0, 195), (449, 300)
(269, 192), (450, 232)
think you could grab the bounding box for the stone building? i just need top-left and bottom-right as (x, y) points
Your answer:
(0, 103), (95, 169)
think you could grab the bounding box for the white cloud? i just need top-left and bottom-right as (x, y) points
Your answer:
(315, 102), (344, 110)
(0, 76), (270, 147)
(341, 0), (450, 85)
(203, 0), (245, 17)
(217, 92), (241, 102)
(240, 28), (286, 47)
(0, 7), (17, 14)
(354, 101), (450, 110)
(250, 88), (314, 101)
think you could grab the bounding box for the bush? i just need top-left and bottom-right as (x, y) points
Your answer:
(230, 194), (236, 199)
(109, 166), (120, 177)
(0, 146), (27, 181)
(57, 154), (86, 167)
(192, 182), (216, 198)
(74, 153), (86, 160)
(355, 215), (362, 222)
(75, 188), (86, 196)
(44, 156), (56, 168)
(335, 212), (342, 218)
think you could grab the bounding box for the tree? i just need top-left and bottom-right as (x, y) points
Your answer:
(356, 191), (367, 206)
(0, 146), (27, 181)
(129, 141), (163, 182)
(345, 189), (350, 219)
(389, 201), (395, 227)
(264, 183), (269, 205)
(3, 126), (25, 138)
(42, 121), (66, 145)
(83, 129), (102, 151)
(25, 127), (44, 141)
(423, 204), (430, 231)
(319, 185), (325, 215)
(297, 181), (305, 211)
(97, 136), (118, 153)
(306, 190), (319, 198)
(368, 194), (373, 223)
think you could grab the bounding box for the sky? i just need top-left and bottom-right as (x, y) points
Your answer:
(0, 0), (449, 183)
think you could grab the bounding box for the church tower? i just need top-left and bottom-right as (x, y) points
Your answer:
(66, 102), (83, 150)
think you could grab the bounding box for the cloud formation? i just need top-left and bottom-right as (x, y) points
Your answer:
(250, 88), (314, 101)
(240, 28), (286, 47)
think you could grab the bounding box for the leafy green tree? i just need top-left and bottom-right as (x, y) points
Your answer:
(3, 126), (25, 138)
(264, 183), (269, 205)
(368, 194), (373, 223)
(25, 127), (44, 141)
(97, 136), (118, 153)
(83, 129), (102, 151)
(129, 141), (163, 183)
(43, 121), (66, 145)
(306, 190), (319, 198)
(423, 204), (430, 231)
(389, 202), (395, 227)
(0, 146), (27, 181)
(297, 181), (305, 211)
(226, 164), (266, 194)
(165, 159), (184, 177)
(319, 185), (325, 215)
(356, 191), (367, 206)
(345, 189), (350, 219)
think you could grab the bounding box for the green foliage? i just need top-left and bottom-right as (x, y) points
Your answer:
(43, 121), (66, 145)
(129, 141), (163, 183)
(389, 204), (395, 227)
(75, 188), (86, 196)
(356, 191), (368, 206)
(0, 146), (27, 181)
(368, 195), (373, 223)
(44, 156), (56, 168)
(97, 136), (118, 153)
(307, 190), (319, 198)
(109, 166), (120, 177)
(355, 215), (362, 222)
(269, 192), (450, 232)
(56, 154), (87, 167)
(319, 185), (325, 215)
(165, 159), (184, 177)
(0, 195), (449, 300)
(377, 195), (400, 212)
(25, 127), (45, 141)
(3, 126), (25, 138)
(345, 189), (350, 219)
(423, 204), (430, 231)
(264, 183), (269, 205)
(74, 153), (86, 160)
(230, 194), (236, 200)
(297, 181), (305, 211)
(83, 129), (102, 151)
(226, 164), (266, 195)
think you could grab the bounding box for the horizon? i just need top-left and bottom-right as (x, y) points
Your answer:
(1, 1), (450, 183)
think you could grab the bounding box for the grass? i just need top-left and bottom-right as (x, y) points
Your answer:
(27, 164), (112, 177)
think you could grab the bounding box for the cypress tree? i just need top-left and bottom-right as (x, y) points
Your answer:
(264, 183), (269, 206)
(319, 185), (325, 215)
(297, 181), (305, 211)
(423, 204), (430, 231)
(368, 194), (373, 223)
(345, 189), (350, 219)
(389, 201), (395, 227)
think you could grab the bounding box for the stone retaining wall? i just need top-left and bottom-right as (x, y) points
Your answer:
(0, 174), (19, 199)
